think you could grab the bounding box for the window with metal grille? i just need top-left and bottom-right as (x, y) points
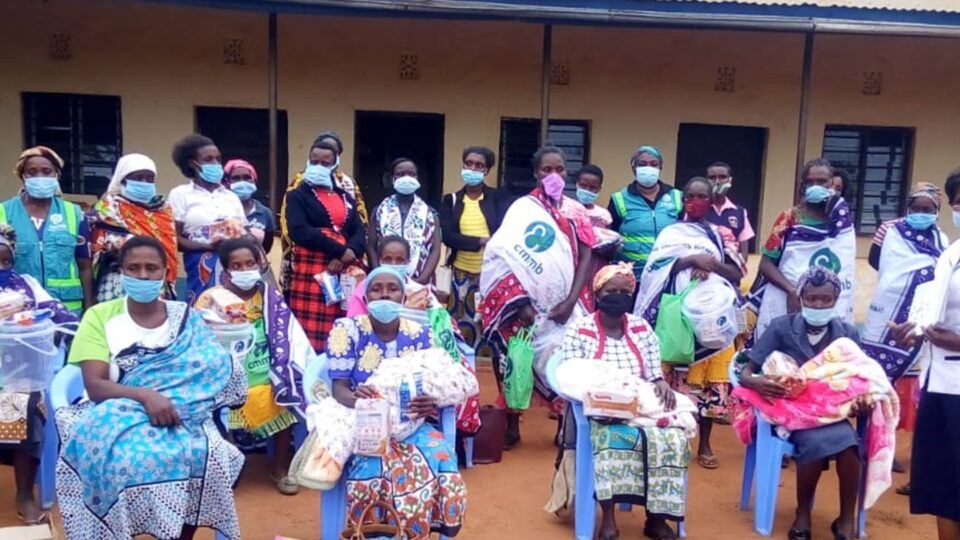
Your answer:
(22, 92), (122, 196)
(498, 118), (590, 197)
(821, 125), (913, 236)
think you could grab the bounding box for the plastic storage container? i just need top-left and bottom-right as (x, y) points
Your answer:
(681, 278), (740, 349)
(207, 321), (255, 360)
(0, 318), (59, 392)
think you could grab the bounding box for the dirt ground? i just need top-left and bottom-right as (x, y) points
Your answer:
(0, 362), (937, 540)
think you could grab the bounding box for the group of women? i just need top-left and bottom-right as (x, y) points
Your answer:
(1, 132), (959, 540)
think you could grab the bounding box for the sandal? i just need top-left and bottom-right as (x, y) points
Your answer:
(643, 518), (677, 540)
(787, 529), (811, 540)
(696, 453), (719, 469)
(17, 510), (49, 525)
(272, 474), (300, 496)
(896, 482), (911, 496)
(830, 518), (851, 540)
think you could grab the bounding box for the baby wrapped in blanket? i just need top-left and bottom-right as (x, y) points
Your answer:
(290, 347), (479, 490)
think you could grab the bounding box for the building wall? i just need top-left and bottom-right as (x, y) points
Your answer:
(1, 0), (959, 296)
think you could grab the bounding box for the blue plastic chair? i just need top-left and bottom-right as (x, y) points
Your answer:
(49, 364), (231, 540)
(545, 353), (688, 540)
(303, 354), (459, 540)
(730, 359), (867, 537)
(37, 348), (67, 510)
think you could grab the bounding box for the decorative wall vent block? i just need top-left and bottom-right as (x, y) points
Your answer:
(715, 65), (736, 92)
(49, 33), (71, 60)
(223, 38), (246, 65)
(862, 71), (882, 96)
(400, 52), (419, 80)
(550, 61), (570, 86)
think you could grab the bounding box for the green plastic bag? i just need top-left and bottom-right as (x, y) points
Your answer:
(503, 326), (535, 410)
(655, 280), (699, 364)
(428, 307), (460, 363)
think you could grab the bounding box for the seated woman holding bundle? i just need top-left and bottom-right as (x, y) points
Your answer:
(57, 236), (247, 540)
(326, 266), (467, 538)
(738, 267), (870, 540)
(553, 263), (687, 540)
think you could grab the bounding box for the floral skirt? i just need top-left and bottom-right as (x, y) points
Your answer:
(448, 269), (498, 361)
(664, 345), (736, 419)
(590, 421), (690, 518)
(346, 423), (466, 538)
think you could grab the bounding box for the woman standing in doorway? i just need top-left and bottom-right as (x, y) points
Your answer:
(368, 158), (441, 285)
(0, 146), (93, 314)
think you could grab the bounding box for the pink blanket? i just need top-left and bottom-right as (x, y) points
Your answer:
(732, 338), (899, 508)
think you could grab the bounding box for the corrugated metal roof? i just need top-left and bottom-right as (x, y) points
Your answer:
(658, 0), (960, 13)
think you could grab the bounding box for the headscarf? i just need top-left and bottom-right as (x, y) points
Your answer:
(908, 182), (942, 211)
(106, 153), (157, 195)
(223, 159), (258, 182)
(796, 265), (842, 297)
(592, 262), (636, 292)
(14, 146), (64, 178)
(364, 266), (405, 296)
(631, 145), (663, 164)
(0, 223), (16, 254)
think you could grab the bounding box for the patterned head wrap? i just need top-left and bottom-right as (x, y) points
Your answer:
(223, 159), (258, 182)
(0, 223), (16, 254)
(593, 262), (637, 292)
(364, 266), (405, 296)
(796, 265), (842, 297)
(631, 145), (663, 164)
(908, 182), (942, 211)
(14, 146), (64, 178)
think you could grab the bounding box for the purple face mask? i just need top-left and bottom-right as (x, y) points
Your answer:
(541, 172), (566, 201)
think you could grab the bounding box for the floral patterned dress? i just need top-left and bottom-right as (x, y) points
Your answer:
(326, 315), (467, 538)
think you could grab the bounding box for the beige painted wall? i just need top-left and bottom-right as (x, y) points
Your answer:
(2, 0), (959, 269)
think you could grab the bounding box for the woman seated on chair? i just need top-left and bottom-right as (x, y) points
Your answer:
(0, 224), (77, 525)
(326, 266), (466, 539)
(195, 238), (315, 495)
(57, 235), (247, 540)
(551, 263), (688, 540)
(738, 267), (869, 540)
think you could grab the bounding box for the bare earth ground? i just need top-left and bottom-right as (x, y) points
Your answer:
(0, 362), (936, 540)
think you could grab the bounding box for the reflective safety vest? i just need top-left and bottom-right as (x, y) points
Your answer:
(0, 196), (83, 312)
(611, 186), (683, 276)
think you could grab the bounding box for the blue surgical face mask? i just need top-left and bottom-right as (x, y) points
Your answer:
(576, 187), (599, 205)
(804, 185), (832, 204)
(461, 169), (484, 187)
(303, 163), (334, 188)
(197, 163), (224, 184)
(121, 274), (164, 304)
(367, 299), (402, 324)
(23, 176), (59, 199)
(801, 304), (835, 327)
(122, 179), (157, 204)
(383, 264), (408, 282)
(230, 181), (257, 200)
(393, 175), (420, 196)
(634, 166), (660, 188)
(953, 210), (960, 230)
(905, 212), (937, 231)
(229, 269), (261, 291)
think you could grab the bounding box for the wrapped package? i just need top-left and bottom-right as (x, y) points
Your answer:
(404, 287), (431, 310)
(355, 398), (391, 456)
(762, 351), (807, 398)
(593, 227), (624, 250)
(584, 385), (640, 420)
(207, 218), (246, 243)
(339, 266), (366, 309)
(195, 288), (247, 324)
(0, 291), (28, 320)
(315, 271), (342, 305)
(289, 397), (356, 490)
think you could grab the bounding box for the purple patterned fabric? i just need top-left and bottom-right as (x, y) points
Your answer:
(263, 282), (306, 418)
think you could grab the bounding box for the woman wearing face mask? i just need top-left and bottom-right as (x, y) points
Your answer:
(283, 139), (366, 353)
(0, 146), (93, 314)
(168, 134), (249, 303)
(547, 263), (688, 540)
(368, 158), (441, 285)
(346, 235), (438, 317)
(326, 266), (466, 538)
(751, 158), (856, 340)
(479, 146), (594, 447)
(58, 236), (246, 539)
(636, 177), (745, 470)
(195, 238), (314, 495)
(609, 145), (683, 283)
(223, 159), (275, 254)
(738, 267), (866, 540)
(280, 131), (368, 299)
(0, 224), (77, 525)
(90, 153), (177, 303)
(705, 162), (754, 260)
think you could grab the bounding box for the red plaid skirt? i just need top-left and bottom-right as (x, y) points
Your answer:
(289, 246), (344, 352)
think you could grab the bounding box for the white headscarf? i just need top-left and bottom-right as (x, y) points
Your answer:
(107, 153), (157, 196)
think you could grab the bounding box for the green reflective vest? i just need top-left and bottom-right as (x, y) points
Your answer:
(611, 186), (683, 276)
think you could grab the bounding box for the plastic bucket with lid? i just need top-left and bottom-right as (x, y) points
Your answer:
(681, 277), (740, 350)
(0, 318), (59, 392)
(207, 321), (255, 360)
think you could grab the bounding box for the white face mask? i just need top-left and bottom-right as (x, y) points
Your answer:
(953, 210), (960, 230)
(229, 269), (261, 291)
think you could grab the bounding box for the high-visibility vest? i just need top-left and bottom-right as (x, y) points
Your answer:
(611, 186), (682, 274)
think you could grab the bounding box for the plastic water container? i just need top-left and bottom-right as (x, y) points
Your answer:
(0, 318), (59, 392)
(682, 278), (740, 350)
(207, 321), (255, 360)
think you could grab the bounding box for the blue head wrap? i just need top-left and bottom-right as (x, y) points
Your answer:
(364, 266), (405, 296)
(632, 145), (663, 164)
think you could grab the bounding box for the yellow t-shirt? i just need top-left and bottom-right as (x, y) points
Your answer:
(453, 194), (490, 274)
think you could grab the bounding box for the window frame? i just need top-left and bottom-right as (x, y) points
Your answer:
(497, 117), (591, 195)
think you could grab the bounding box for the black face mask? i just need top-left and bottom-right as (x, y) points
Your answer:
(596, 292), (633, 318)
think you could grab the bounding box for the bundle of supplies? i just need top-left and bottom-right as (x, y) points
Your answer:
(592, 227), (624, 251)
(195, 288), (247, 324)
(206, 218), (246, 243)
(762, 351), (807, 398)
(315, 271), (342, 305)
(339, 266), (366, 308)
(0, 291), (28, 320)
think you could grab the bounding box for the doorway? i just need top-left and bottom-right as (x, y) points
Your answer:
(196, 106), (289, 212)
(354, 111), (445, 210)
(675, 123), (767, 252)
